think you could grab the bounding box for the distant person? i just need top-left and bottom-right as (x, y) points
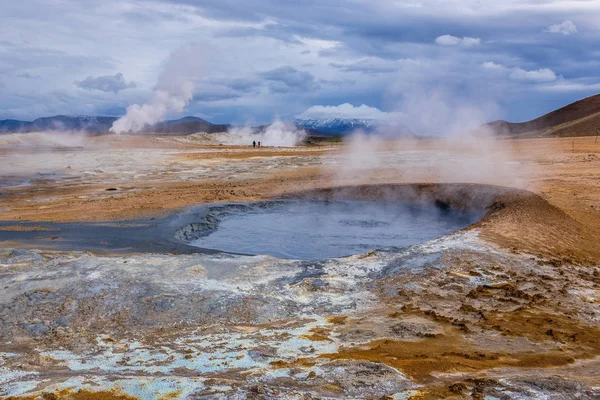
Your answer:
(253, 140), (256, 148)
(258, 141), (261, 148)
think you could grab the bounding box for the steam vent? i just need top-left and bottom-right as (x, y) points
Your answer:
(3, 2), (600, 398)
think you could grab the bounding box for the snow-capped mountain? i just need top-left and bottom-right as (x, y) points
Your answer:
(294, 117), (416, 137)
(294, 118), (378, 135)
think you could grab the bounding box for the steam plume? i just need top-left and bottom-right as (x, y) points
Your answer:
(331, 90), (527, 190)
(222, 120), (306, 147)
(110, 45), (203, 134)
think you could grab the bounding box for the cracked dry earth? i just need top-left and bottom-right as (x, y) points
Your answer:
(1, 135), (600, 399)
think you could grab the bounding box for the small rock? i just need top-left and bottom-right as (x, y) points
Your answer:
(23, 323), (50, 337)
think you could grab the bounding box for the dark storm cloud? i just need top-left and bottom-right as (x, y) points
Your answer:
(168, 0), (580, 48)
(330, 60), (399, 74)
(260, 66), (319, 92)
(215, 24), (304, 44)
(17, 72), (40, 80)
(193, 91), (241, 102)
(191, 76), (264, 102)
(0, 43), (114, 75)
(227, 78), (263, 93)
(75, 73), (136, 93)
(1, 0), (600, 123)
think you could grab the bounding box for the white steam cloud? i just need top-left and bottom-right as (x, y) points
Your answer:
(221, 120), (306, 147)
(110, 45), (203, 134)
(329, 90), (528, 190)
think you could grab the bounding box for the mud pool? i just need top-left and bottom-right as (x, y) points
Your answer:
(0, 199), (481, 259)
(189, 200), (481, 259)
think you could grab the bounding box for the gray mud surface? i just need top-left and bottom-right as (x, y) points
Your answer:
(0, 199), (481, 259)
(0, 202), (273, 255)
(188, 200), (481, 259)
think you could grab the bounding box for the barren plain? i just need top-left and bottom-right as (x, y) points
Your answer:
(1, 133), (600, 399)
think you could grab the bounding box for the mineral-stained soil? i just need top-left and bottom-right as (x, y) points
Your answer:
(1, 134), (600, 399)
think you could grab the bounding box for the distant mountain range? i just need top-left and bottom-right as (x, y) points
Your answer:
(3, 94), (600, 138)
(0, 115), (117, 133)
(0, 115), (341, 137)
(147, 117), (229, 134)
(0, 114), (361, 136)
(0, 115), (230, 135)
(294, 117), (415, 137)
(485, 94), (600, 137)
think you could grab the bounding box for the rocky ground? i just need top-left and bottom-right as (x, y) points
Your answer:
(0, 133), (600, 399)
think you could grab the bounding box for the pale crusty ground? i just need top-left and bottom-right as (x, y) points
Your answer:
(2, 134), (600, 399)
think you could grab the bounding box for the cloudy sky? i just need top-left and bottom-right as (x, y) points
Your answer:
(1, 0), (599, 125)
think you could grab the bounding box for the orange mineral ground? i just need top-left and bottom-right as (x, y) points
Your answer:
(1, 133), (600, 399)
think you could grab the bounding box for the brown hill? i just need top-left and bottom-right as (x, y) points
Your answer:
(486, 94), (600, 137)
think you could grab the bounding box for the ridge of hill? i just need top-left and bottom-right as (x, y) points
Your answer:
(486, 94), (600, 137)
